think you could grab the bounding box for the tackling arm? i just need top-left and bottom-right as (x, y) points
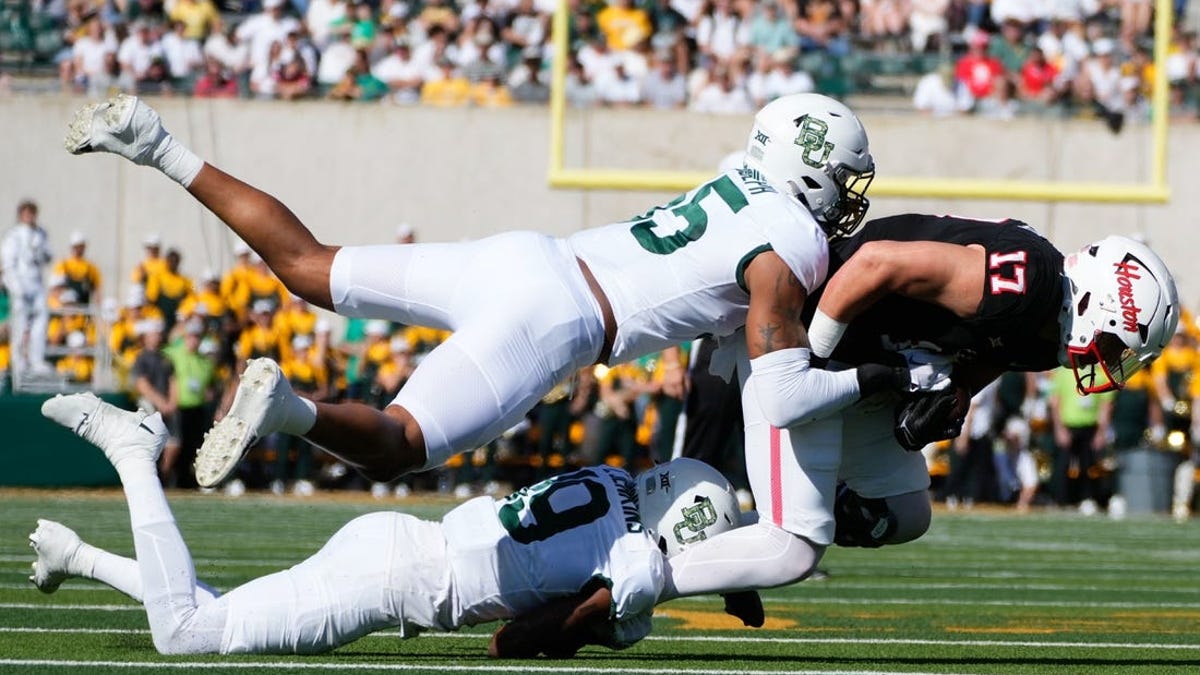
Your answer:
(488, 583), (614, 659)
(809, 241), (986, 358)
(742, 252), (906, 428)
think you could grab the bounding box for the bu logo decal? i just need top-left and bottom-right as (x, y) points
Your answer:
(793, 115), (834, 168)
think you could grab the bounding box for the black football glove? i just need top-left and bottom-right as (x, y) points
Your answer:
(894, 388), (965, 452)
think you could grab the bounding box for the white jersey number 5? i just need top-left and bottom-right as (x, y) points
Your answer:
(630, 175), (749, 255)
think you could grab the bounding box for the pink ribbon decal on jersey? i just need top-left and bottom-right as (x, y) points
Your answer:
(769, 425), (783, 526)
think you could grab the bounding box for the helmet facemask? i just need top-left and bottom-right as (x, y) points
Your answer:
(822, 160), (874, 238)
(1066, 330), (1143, 394)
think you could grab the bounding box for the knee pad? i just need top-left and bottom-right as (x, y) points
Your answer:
(833, 484), (898, 548)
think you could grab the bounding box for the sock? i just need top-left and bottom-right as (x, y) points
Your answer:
(152, 133), (203, 188)
(81, 544), (143, 602)
(282, 396), (317, 436)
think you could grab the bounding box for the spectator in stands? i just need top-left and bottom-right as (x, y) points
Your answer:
(469, 72), (514, 106)
(373, 38), (424, 103)
(329, 49), (388, 100)
(275, 49), (314, 99)
(274, 295), (318, 362)
(749, 2), (798, 60)
(316, 24), (356, 90)
(596, 61), (642, 106)
(56, 330), (94, 384)
(641, 52), (686, 108)
(162, 318), (218, 488)
(1019, 46), (1061, 105)
(979, 77), (1020, 118)
(193, 57), (240, 97)
(2, 199), (52, 375)
(203, 18), (250, 85)
(990, 19), (1031, 74)
(275, 332), (328, 495)
(1075, 38), (1126, 132)
(72, 18), (117, 96)
(0, 324), (9, 393)
(417, 0), (461, 35)
(144, 247), (193, 337)
(956, 31), (1005, 106)
(421, 57), (472, 105)
(765, 54), (815, 100)
(597, 0), (652, 53)
(161, 20), (205, 85)
(795, 0), (850, 56)
(51, 231), (100, 308)
(283, 29), (319, 76)
(250, 40), (284, 98)
(909, 0), (949, 52)
(307, 0), (349, 48)
(859, 0), (909, 47)
(503, 0), (548, 55)
(238, 0), (302, 85)
(1120, 0), (1151, 49)
(238, 299), (286, 363)
(241, 254), (288, 315)
(745, 51), (774, 107)
(179, 269), (230, 337)
(110, 287), (161, 382)
(117, 20), (165, 94)
(696, 0), (747, 66)
(509, 48), (551, 103)
(565, 56), (598, 107)
(170, 0), (220, 41)
(374, 334), (414, 407)
(131, 233), (165, 288)
(995, 418), (1039, 512)
(131, 317), (175, 435)
(690, 65), (752, 113)
(1048, 365), (1115, 514)
(943, 380), (1001, 508)
(461, 19), (509, 82)
(220, 241), (253, 321)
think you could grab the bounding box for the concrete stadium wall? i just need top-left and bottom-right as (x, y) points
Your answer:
(2, 96), (1198, 304)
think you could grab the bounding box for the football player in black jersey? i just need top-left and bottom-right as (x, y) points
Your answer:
(803, 215), (1180, 550)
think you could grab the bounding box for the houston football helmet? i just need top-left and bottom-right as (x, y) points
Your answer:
(1060, 235), (1179, 393)
(635, 458), (741, 557)
(743, 93), (875, 238)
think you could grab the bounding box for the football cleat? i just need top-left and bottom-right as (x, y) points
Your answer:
(64, 94), (167, 164)
(28, 519), (84, 594)
(195, 358), (298, 488)
(42, 393), (167, 467)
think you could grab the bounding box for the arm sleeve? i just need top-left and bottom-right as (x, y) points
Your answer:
(746, 347), (861, 428)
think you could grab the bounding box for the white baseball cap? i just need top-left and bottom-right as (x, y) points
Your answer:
(69, 231), (87, 245)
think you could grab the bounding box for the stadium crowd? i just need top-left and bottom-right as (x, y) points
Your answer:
(1, 0), (1197, 120)
(3, 196), (1200, 515)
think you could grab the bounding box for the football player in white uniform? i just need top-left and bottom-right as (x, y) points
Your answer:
(32, 393), (741, 658)
(63, 93), (906, 497)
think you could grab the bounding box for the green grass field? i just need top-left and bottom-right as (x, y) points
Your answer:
(2, 490), (1200, 675)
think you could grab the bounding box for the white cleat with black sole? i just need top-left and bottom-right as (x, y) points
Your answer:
(28, 519), (84, 594)
(195, 358), (300, 488)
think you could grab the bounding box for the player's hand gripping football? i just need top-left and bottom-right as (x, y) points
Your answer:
(893, 385), (969, 452)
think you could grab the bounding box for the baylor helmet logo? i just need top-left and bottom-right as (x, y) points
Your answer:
(672, 496), (719, 546)
(793, 115), (833, 168)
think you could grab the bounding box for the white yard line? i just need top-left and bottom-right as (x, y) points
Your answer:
(0, 660), (987, 675)
(3, 626), (1200, 652)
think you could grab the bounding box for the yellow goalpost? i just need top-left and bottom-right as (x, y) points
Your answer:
(546, 0), (1172, 203)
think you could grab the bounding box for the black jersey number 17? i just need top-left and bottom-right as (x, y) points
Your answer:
(988, 251), (1027, 295)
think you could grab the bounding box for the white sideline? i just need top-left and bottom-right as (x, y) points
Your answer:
(4, 627), (1200, 652)
(0, 661), (981, 675)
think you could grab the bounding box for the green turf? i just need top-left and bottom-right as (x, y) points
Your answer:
(2, 490), (1200, 674)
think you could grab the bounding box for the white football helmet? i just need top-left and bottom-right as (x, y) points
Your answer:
(1060, 235), (1180, 393)
(743, 93), (875, 238)
(635, 458), (741, 557)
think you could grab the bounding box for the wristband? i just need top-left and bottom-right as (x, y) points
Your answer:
(807, 309), (848, 359)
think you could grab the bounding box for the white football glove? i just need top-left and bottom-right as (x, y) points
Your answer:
(899, 349), (954, 393)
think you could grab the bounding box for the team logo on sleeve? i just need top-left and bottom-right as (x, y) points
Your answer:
(793, 115), (834, 168)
